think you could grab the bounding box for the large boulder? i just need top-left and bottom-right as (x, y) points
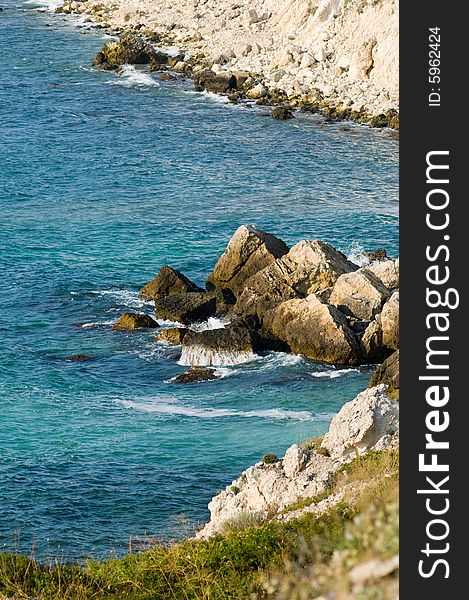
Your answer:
(322, 385), (399, 459)
(92, 34), (168, 71)
(366, 258), (399, 290)
(264, 294), (363, 365)
(179, 319), (287, 366)
(193, 69), (238, 94)
(154, 292), (217, 325)
(206, 225), (289, 296)
(328, 269), (390, 320)
(112, 312), (159, 330)
(381, 291), (399, 350)
(139, 266), (202, 301)
(235, 240), (357, 321)
(369, 351), (399, 395)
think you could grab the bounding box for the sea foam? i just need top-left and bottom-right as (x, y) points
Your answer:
(110, 65), (159, 88)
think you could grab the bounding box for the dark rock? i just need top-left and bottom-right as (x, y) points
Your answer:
(154, 292), (217, 325)
(140, 266), (203, 301)
(92, 34), (168, 71)
(271, 106), (294, 120)
(369, 350), (399, 398)
(364, 248), (389, 262)
(173, 367), (219, 383)
(155, 327), (188, 344)
(65, 354), (93, 362)
(113, 312), (159, 330)
(193, 69), (237, 94)
(159, 72), (177, 81)
(214, 288), (237, 315)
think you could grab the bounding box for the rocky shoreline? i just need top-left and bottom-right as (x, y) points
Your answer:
(55, 0), (399, 128)
(108, 224), (400, 538)
(112, 225), (399, 381)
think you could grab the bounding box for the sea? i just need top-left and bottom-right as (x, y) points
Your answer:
(0, 0), (399, 560)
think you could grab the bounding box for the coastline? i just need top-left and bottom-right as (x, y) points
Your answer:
(54, 0), (399, 128)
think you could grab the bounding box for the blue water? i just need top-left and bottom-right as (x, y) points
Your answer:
(0, 1), (399, 560)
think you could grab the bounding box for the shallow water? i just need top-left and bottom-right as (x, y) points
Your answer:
(0, 1), (399, 559)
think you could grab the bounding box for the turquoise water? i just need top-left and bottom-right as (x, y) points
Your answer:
(0, 1), (399, 560)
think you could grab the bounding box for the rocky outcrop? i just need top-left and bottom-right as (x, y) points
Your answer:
(206, 225), (289, 296)
(112, 312), (159, 330)
(193, 69), (238, 93)
(235, 240), (357, 321)
(366, 258), (399, 290)
(328, 269), (390, 320)
(369, 350), (399, 395)
(322, 385), (399, 459)
(173, 367), (219, 383)
(140, 266), (202, 301)
(264, 294), (362, 365)
(154, 292), (217, 325)
(197, 384), (399, 538)
(92, 34), (168, 70)
(155, 327), (188, 344)
(272, 106), (294, 120)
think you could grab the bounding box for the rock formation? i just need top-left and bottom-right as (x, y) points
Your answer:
(140, 266), (202, 301)
(197, 384), (399, 538)
(112, 312), (159, 330)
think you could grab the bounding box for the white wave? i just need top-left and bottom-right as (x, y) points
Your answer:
(90, 289), (151, 310)
(110, 65), (159, 88)
(80, 320), (115, 328)
(156, 319), (186, 328)
(347, 241), (369, 267)
(190, 317), (228, 332)
(115, 398), (314, 421)
(311, 368), (360, 379)
(255, 352), (305, 371)
(179, 345), (260, 367)
(24, 0), (63, 12)
(214, 367), (240, 379)
(185, 89), (231, 105)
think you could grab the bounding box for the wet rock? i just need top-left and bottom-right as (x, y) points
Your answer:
(329, 269), (390, 320)
(65, 354), (94, 362)
(364, 248), (389, 262)
(155, 327), (188, 344)
(193, 69), (237, 93)
(92, 34), (168, 71)
(173, 367), (218, 383)
(159, 72), (177, 81)
(154, 292), (217, 325)
(322, 385), (399, 459)
(113, 312), (159, 330)
(369, 350), (399, 395)
(272, 106), (294, 120)
(206, 225), (289, 297)
(139, 265), (202, 301)
(180, 321), (260, 366)
(264, 294), (363, 365)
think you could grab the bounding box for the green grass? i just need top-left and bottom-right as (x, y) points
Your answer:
(0, 451), (398, 599)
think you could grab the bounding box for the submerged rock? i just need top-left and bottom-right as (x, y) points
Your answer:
(206, 225), (289, 297)
(155, 327), (188, 344)
(139, 266), (202, 301)
(65, 354), (94, 362)
(264, 294), (362, 365)
(271, 106), (294, 120)
(154, 292), (217, 325)
(112, 312), (159, 330)
(173, 367), (218, 383)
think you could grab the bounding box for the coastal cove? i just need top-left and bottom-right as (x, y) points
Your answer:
(0, 0), (398, 561)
